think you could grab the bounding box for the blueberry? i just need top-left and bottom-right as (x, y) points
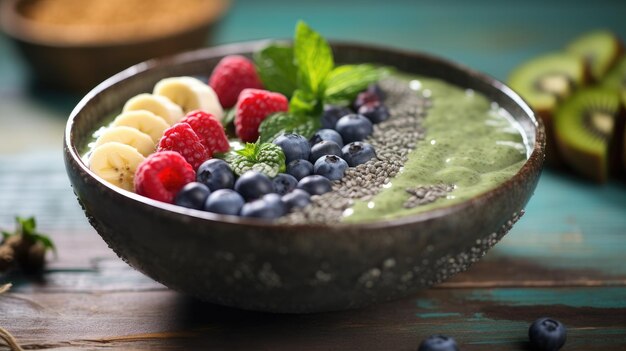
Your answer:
(234, 171), (274, 201)
(314, 155), (348, 181)
(309, 140), (342, 163)
(174, 182), (211, 210)
(417, 335), (460, 351)
(297, 175), (332, 195)
(203, 189), (244, 215)
(310, 128), (344, 148)
(367, 83), (386, 101)
(240, 194), (285, 219)
(272, 133), (310, 163)
(335, 114), (373, 143)
(353, 90), (379, 110)
(342, 141), (376, 167)
(282, 189), (311, 210)
(529, 317), (567, 351)
(321, 105), (352, 129)
(272, 173), (298, 195)
(286, 159), (314, 180)
(196, 159), (235, 191)
(358, 102), (390, 124)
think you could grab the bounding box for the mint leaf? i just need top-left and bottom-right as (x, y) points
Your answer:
(254, 45), (298, 98)
(323, 64), (391, 105)
(227, 141), (286, 177)
(289, 89), (319, 117)
(259, 112), (320, 143)
(294, 21), (334, 95)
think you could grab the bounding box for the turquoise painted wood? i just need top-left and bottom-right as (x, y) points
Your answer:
(0, 0), (625, 349)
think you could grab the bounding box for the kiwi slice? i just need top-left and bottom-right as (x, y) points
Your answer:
(554, 87), (622, 182)
(566, 30), (624, 82)
(602, 56), (626, 91)
(508, 53), (585, 166)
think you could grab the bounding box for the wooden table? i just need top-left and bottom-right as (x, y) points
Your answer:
(1, 1), (625, 349)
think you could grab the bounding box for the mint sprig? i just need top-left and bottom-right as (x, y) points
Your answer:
(225, 141), (286, 177)
(259, 112), (321, 143)
(254, 21), (390, 142)
(2, 216), (56, 254)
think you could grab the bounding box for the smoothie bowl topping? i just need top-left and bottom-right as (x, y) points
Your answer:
(82, 21), (529, 224)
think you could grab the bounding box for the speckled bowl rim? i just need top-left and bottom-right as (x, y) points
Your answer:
(65, 40), (544, 231)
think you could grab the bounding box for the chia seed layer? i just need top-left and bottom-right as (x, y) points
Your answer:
(281, 78), (447, 224)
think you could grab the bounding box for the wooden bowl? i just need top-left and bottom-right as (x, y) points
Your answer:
(0, 0), (230, 92)
(64, 41), (545, 313)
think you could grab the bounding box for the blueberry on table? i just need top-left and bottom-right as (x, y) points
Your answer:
(353, 90), (380, 110)
(342, 141), (376, 167)
(272, 133), (311, 163)
(310, 128), (344, 148)
(196, 159), (235, 191)
(314, 155), (348, 181)
(282, 189), (311, 210)
(272, 173), (298, 195)
(358, 102), (390, 124)
(417, 334), (460, 351)
(174, 182), (211, 210)
(286, 159), (314, 180)
(203, 189), (245, 215)
(297, 175), (332, 195)
(335, 114), (373, 143)
(321, 105), (352, 129)
(234, 171), (274, 201)
(309, 140), (342, 163)
(529, 317), (567, 351)
(240, 194), (285, 219)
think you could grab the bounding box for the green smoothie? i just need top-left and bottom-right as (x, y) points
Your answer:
(344, 76), (528, 222)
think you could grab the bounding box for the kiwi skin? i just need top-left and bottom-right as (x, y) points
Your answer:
(554, 88), (622, 183)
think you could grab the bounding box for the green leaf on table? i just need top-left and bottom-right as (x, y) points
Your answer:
(259, 112), (321, 143)
(323, 64), (391, 105)
(294, 21), (334, 95)
(254, 45), (298, 98)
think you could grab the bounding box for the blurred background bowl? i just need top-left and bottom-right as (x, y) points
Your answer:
(0, 0), (231, 92)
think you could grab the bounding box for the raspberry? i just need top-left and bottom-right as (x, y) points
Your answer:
(180, 110), (230, 154)
(209, 55), (264, 108)
(157, 122), (210, 170)
(134, 151), (196, 203)
(235, 89), (288, 142)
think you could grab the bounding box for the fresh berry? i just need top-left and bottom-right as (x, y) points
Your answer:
(314, 155), (348, 181)
(134, 151), (196, 203)
(174, 182), (211, 210)
(203, 189), (245, 215)
(309, 140), (342, 163)
(417, 335), (459, 351)
(272, 173), (298, 195)
(529, 317), (567, 351)
(157, 122), (210, 170)
(353, 90), (380, 110)
(367, 83), (386, 101)
(208, 55), (263, 108)
(321, 105), (352, 129)
(282, 189), (311, 210)
(180, 110), (230, 154)
(310, 129), (344, 148)
(273, 133), (311, 163)
(234, 170), (274, 201)
(358, 102), (390, 124)
(342, 141), (376, 167)
(235, 89), (288, 142)
(286, 159), (314, 180)
(196, 158), (235, 191)
(335, 114), (373, 143)
(297, 175), (332, 195)
(240, 194), (285, 219)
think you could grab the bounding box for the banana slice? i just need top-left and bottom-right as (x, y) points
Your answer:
(153, 76), (224, 120)
(122, 93), (183, 125)
(89, 142), (145, 192)
(93, 126), (156, 157)
(111, 110), (169, 143)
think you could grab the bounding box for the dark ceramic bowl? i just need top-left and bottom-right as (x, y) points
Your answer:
(64, 41), (545, 313)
